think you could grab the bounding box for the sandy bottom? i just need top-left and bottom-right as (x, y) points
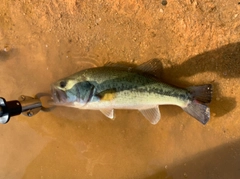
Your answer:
(0, 0), (240, 178)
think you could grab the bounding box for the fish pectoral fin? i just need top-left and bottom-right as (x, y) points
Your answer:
(100, 109), (115, 119)
(96, 89), (117, 101)
(139, 106), (161, 125)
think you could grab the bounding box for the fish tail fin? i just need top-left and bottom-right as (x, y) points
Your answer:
(183, 84), (212, 125)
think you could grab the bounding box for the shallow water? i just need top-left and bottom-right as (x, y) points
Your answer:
(0, 0), (240, 178)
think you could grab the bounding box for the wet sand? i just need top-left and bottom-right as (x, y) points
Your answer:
(0, 0), (240, 178)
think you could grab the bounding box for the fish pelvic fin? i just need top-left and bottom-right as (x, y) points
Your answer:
(100, 109), (115, 119)
(183, 84), (212, 125)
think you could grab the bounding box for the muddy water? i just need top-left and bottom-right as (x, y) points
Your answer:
(0, 0), (240, 178)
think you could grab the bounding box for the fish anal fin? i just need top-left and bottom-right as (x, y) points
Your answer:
(139, 106), (161, 125)
(100, 109), (115, 119)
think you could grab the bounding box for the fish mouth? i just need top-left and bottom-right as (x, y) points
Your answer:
(51, 85), (68, 104)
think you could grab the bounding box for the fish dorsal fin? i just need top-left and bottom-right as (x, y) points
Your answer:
(104, 59), (163, 78)
(104, 62), (135, 69)
(100, 109), (115, 119)
(139, 106), (161, 125)
(136, 59), (163, 78)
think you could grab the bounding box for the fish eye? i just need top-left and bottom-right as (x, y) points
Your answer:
(59, 80), (67, 88)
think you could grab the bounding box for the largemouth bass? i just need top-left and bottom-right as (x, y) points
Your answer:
(51, 61), (212, 125)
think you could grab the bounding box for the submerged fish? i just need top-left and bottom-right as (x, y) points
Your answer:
(51, 60), (212, 125)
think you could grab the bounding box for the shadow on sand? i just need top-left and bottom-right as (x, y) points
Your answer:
(0, 48), (17, 61)
(145, 139), (240, 179)
(50, 42), (239, 121)
(145, 42), (240, 178)
(161, 42), (240, 119)
(108, 42), (239, 119)
(164, 42), (240, 79)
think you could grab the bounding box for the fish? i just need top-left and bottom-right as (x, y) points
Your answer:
(51, 60), (212, 125)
